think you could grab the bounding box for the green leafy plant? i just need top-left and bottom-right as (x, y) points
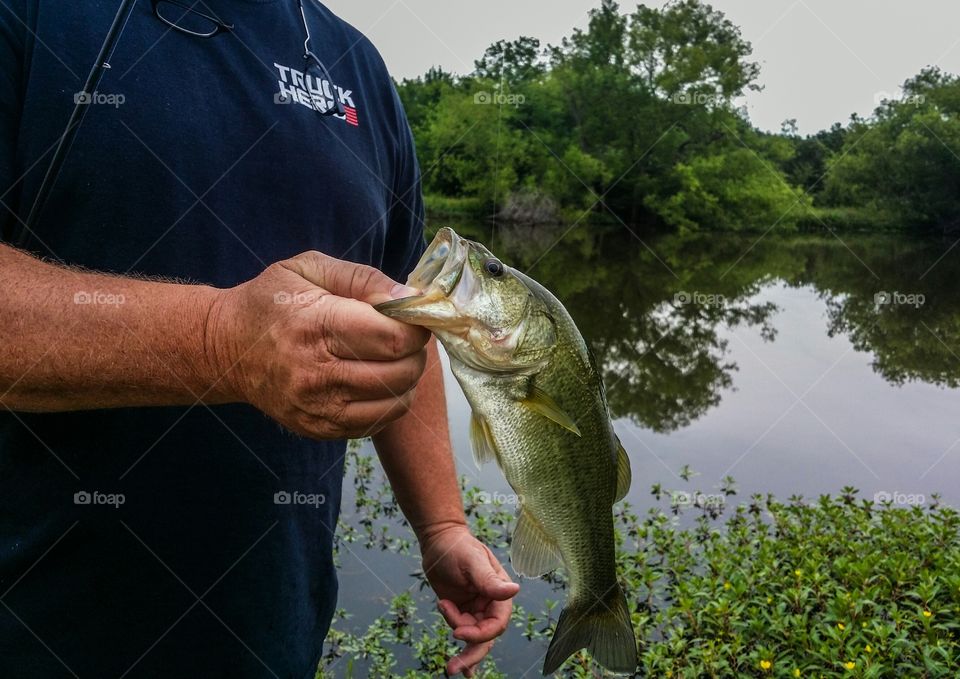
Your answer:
(320, 451), (960, 677)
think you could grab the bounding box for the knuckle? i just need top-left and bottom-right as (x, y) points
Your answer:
(321, 359), (348, 392)
(411, 349), (428, 380)
(288, 369), (314, 398)
(263, 261), (287, 279)
(293, 412), (326, 439)
(387, 324), (412, 359)
(313, 410), (348, 440)
(349, 263), (380, 293)
(298, 250), (326, 268)
(326, 393), (350, 423)
(325, 301), (366, 360)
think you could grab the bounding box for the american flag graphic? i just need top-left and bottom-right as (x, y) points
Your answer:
(343, 106), (359, 127)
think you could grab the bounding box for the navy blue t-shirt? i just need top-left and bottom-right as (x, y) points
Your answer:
(0, 1), (424, 677)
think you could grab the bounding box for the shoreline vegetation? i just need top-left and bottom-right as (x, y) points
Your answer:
(402, 0), (960, 235)
(424, 197), (909, 234)
(321, 450), (960, 678)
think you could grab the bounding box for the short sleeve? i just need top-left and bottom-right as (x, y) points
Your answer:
(0, 0), (26, 243)
(379, 82), (426, 284)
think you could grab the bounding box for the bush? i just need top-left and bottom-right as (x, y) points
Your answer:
(646, 149), (811, 233)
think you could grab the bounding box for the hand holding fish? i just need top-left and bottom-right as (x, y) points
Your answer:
(208, 250), (430, 439)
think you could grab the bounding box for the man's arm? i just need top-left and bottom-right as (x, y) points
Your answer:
(0, 243), (223, 410)
(373, 341), (520, 678)
(372, 339), (464, 536)
(0, 243), (427, 439)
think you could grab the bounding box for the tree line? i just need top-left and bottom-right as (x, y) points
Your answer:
(395, 0), (960, 234)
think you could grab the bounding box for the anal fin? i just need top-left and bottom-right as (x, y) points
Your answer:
(614, 436), (632, 503)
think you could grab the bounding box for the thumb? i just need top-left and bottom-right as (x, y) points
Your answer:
(281, 251), (417, 304)
(472, 552), (520, 601)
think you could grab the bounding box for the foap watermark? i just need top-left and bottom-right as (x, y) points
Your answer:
(874, 490), (925, 507)
(671, 490), (726, 509)
(873, 90), (926, 107)
(273, 291), (325, 306)
(476, 490), (523, 505)
(874, 291), (925, 308)
(74, 490), (125, 508)
(74, 291), (126, 307)
(274, 490), (326, 508)
(474, 91), (526, 107)
(674, 290), (727, 307)
(672, 90), (725, 106)
(74, 90), (125, 108)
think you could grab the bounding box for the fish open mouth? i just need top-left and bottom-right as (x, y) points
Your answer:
(406, 227), (465, 292)
(375, 227), (470, 327)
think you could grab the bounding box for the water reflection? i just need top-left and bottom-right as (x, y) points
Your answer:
(449, 222), (960, 430)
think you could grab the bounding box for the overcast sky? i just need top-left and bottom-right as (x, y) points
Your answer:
(323, 0), (960, 134)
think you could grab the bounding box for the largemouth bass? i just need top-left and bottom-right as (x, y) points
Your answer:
(377, 228), (638, 675)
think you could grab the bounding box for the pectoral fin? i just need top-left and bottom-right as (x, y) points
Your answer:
(522, 386), (581, 437)
(614, 437), (632, 502)
(469, 412), (499, 468)
(511, 507), (562, 578)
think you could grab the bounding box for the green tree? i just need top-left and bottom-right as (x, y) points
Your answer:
(823, 68), (960, 232)
(404, 0), (811, 231)
(473, 37), (547, 84)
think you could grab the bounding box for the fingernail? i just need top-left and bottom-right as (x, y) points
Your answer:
(390, 283), (419, 299)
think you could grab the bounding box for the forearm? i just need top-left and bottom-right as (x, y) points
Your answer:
(373, 338), (466, 541)
(0, 243), (225, 412)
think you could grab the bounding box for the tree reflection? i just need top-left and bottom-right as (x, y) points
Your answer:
(438, 221), (960, 431)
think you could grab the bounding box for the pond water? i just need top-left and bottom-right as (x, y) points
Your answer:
(325, 222), (960, 677)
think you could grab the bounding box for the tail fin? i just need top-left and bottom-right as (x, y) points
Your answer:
(542, 585), (638, 675)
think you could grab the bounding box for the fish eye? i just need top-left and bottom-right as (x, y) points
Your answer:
(483, 258), (505, 278)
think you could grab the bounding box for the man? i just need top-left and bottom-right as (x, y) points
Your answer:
(0, 1), (518, 677)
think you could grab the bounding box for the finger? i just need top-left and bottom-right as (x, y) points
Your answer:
(323, 297), (430, 361)
(453, 597), (512, 644)
(446, 641), (493, 676)
(337, 392), (416, 436)
(336, 350), (427, 401)
(282, 251), (417, 304)
(468, 549), (520, 602)
(438, 599), (477, 630)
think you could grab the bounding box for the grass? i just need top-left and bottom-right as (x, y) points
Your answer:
(423, 194), (488, 218)
(319, 451), (960, 678)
